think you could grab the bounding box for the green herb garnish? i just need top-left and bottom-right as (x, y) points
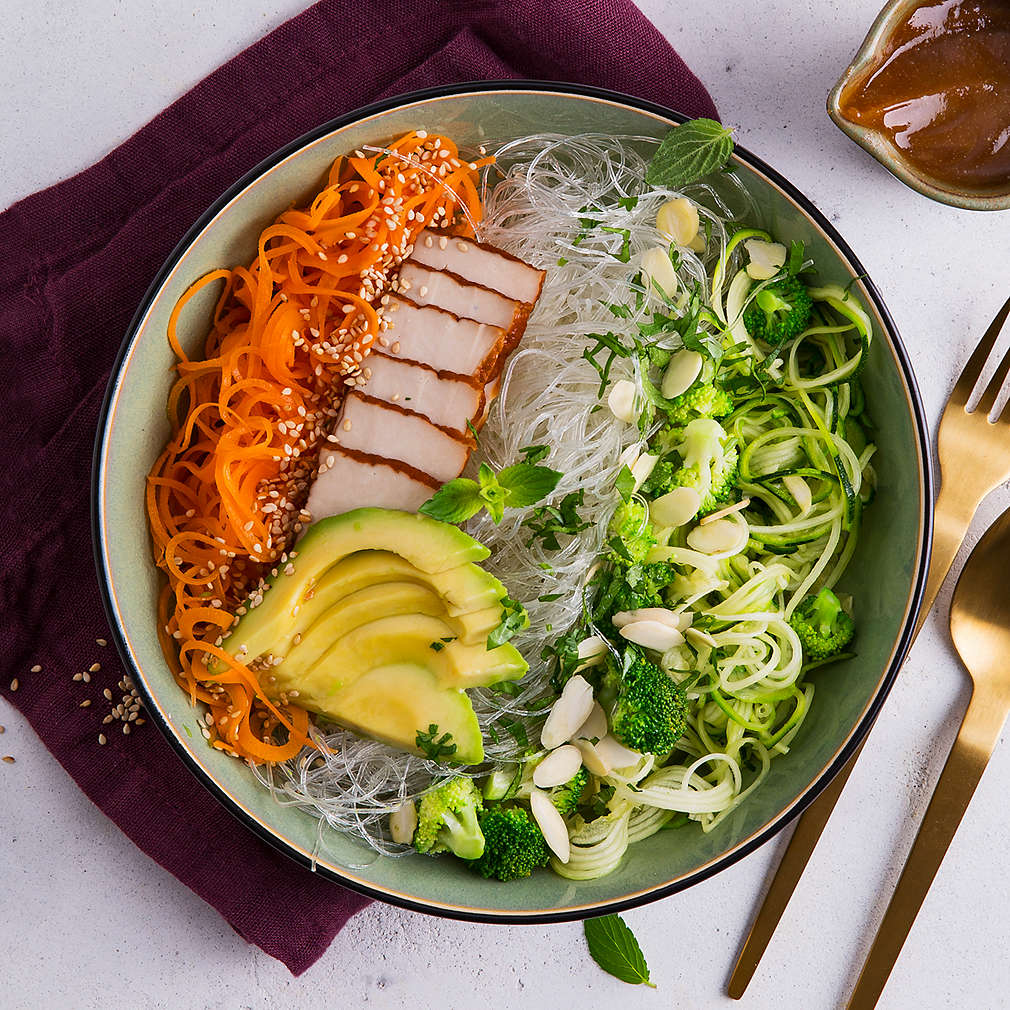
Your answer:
(415, 724), (457, 761)
(487, 596), (529, 649)
(522, 489), (591, 551)
(418, 456), (562, 526)
(584, 913), (656, 988)
(646, 117), (735, 190)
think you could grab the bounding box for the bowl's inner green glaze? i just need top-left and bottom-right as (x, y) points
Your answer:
(98, 89), (926, 917)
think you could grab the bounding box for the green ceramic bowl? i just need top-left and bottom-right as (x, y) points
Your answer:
(94, 83), (931, 922)
(828, 0), (1010, 211)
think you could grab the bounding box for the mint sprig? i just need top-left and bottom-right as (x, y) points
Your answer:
(418, 456), (562, 526)
(646, 118), (735, 190)
(584, 913), (656, 988)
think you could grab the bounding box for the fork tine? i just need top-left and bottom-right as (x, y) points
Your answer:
(952, 290), (1010, 407)
(975, 339), (1010, 417)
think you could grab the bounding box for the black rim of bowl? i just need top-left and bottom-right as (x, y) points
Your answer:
(92, 80), (934, 923)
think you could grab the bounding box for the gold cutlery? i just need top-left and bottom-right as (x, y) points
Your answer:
(728, 291), (1010, 998)
(847, 502), (1010, 1008)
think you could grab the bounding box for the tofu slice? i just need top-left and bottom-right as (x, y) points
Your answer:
(398, 262), (526, 332)
(359, 352), (484, 437)
(336, 391), (471, 483)
(410, 230), (546, 304)
(380, 296), (505, 381)
(306, 446), (438, 520)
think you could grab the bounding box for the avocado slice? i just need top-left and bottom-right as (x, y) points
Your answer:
(322, 663), (484, 765)
(280, 613), (526, 695)
(291, 581), (449, 669)
(222, 550), (506, 668)
(302, 551), (508, 619)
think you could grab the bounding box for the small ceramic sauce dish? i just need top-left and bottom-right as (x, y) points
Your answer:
(828, 0), (1010, 211)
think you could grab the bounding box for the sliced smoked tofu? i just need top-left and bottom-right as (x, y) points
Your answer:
(306, 447), (438, 519)
(381, 296), (505, 381)
(359, 352), (484, 437)
(410, 229), (545, 304)
(335, 391), (470, 483)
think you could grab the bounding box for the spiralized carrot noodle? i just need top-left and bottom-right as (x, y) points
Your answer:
(147, 130), (491, 762)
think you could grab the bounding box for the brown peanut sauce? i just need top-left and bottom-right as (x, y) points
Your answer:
(838, 1), (1010, 190)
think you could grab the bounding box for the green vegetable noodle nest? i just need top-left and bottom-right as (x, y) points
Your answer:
(259, 124), (877, 883)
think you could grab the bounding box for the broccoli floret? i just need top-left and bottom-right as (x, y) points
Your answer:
(606, 499), (656, 564)
(469, 806), (550, 881)
(551, 767), (590, 815)
(413, 777), (485, 860)
(602, 648), (687, 755)
(789, 587), (855, 660)
(663, 418), (739, 515)
(743, 276), (813, 346)
(665, 382), (733, 427)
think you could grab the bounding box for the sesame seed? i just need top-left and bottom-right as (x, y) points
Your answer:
(9, 679), (17, 692)
(89, 662), (100, 673)
(96, 638), (107, 647)
(82, 672), (91, 683)
(30, 664), (41, 673)
(103, 688), (113, 701)
(2, 756), (14, 764)
(457, 241), (469, 252)
(343, 419), (352, 431)
(73, 673), (83, 682)
(439, 236), (448, 249)
(98, 734), (107, 746)
(79, 700), (91, 708)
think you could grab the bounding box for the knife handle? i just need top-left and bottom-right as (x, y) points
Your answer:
(846, 686), (1008, 1010)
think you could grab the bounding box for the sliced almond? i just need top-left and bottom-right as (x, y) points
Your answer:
(618, 620), (685, 652)
(630, 452), (659, 492)
(576, 735), (641, 776)
(389, 800), (417, 844)
(661, 349), (703, 400)
(530, 788), (571, 863)
(595, 735), (642, 771)
(744, 239), (787, 280)
(640, 246), (679, 299)
(533, 745), (583, 788)
(650, 486), (701, 529)
(699, 498), (751, 525)
(656, 197), (700, 247)
(571, 701), (608, 743)
(612, 607), (691, 631)
(607, 380), (638, 423)
(686, 517), (748, 555)
(541, 675), (595, 750)
(574, 635), (608, 673)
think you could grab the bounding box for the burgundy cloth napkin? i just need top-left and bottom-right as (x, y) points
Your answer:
(0, 0), (716, 976)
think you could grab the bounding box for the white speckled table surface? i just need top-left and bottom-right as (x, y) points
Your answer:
(3, 2), (1010, 1008)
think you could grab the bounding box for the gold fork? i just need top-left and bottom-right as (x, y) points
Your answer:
(728, 291), (1010, 999)
(847, 502), (1010, 1007)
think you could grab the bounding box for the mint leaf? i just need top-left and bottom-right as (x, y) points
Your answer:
(787, 239), (806, 276)
(646, 118), (734, 190)
(487, 596), (529, 649)
(418, 479), (482, 523)
(584, 914), (656, 988)
(615, 464), (635, 502)
(497, 464), (563, 508)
